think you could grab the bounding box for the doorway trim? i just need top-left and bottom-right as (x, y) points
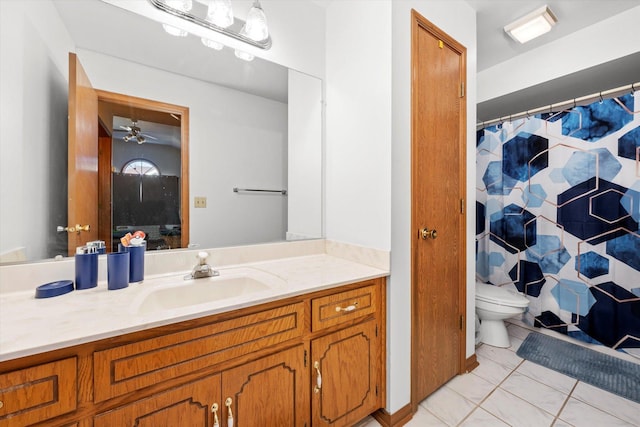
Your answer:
(95, 90), (190, 250)
(410, 9), (467, 411)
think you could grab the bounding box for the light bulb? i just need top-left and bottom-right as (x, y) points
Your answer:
(240, 0), (269, 42)
(202, 37), (224, 50)
(164, 0), (192, 12)
(206, 0), (234, 28)
(162, 23), (188, 37)
(234, 49), (254, 61)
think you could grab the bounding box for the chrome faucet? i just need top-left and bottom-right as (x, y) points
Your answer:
(185, 251), (220, 280)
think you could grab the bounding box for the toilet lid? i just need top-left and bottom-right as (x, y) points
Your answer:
(476, 282), (529, 307)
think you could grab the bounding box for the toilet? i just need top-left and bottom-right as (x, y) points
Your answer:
(475, 282), (530, 348)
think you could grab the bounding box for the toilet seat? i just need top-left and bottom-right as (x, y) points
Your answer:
(476, 282), (529, 308)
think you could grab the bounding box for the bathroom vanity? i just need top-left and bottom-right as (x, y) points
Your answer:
(0, 246), (388, 427)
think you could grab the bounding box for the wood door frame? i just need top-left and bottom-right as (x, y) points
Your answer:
(410, 9), (467, 411)
(95, 89), (190, 250)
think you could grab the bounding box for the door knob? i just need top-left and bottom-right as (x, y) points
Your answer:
(420, 228), (437, 239)
(57, 224), (90, 233)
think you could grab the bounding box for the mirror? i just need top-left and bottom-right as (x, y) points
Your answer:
(0, 0), (323, 264)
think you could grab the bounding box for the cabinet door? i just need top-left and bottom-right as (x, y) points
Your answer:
(311, 319), (381, 427)
(221, 345), (308, 427)
(94, 375), (221, 427)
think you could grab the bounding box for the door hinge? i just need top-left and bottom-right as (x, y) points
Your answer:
(460, 315), (464, 330)
(460, 82), (465, 98)
(376, 384), (379, 396)
(375, 324), (378, 337)
(304, 349), (307, 367)
(461, 198), (465, 214)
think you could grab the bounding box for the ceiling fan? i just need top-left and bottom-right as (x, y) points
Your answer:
(116, 120), (157, 144)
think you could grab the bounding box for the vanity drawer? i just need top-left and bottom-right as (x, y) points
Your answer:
(0, 357), (77, 427)
(312, 282), (379, 331)
(94, 303), (304, 402)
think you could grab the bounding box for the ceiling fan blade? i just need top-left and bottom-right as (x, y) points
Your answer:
(141, 133), (157, 140)
(119, 125), (132, 131)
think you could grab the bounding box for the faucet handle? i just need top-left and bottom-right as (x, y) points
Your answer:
(197, 251), (209, 263)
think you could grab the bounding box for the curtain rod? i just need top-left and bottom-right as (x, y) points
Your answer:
(477, 82), (638, 129)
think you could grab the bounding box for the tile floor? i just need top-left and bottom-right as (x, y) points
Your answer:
(357, 321), (640, 427)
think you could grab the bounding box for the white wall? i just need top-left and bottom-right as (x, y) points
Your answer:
(287, 70), (323, 240)
(325, 0), (477, 413)
(325, 0), (393, 251)
(478, 5), (640, 103)
(0, 0), (74, 261)
(76, 49), (288, 248)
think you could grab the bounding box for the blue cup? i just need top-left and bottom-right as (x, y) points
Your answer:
(75, 252), (98, 290)
(107, 251), (130, 290)
(118, 243), (146, 283)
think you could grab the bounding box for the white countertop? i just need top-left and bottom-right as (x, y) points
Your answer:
(0, 254), (388, 362)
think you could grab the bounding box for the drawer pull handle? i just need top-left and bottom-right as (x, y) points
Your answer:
(0, 400), (3, 409)
(313, 361), (322, 393)
(212, 402), (220, 427)
(335, 302), (358, 313)
(225, 397), (234, 427)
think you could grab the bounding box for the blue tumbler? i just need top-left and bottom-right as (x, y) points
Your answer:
(107, 251), (130, 290)
(118, 243), (146, 283)
(75, 251), (98, 290)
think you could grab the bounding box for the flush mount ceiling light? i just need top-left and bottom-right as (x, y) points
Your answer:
(149, 0), (272, 57)
(504, 4), (557, 44)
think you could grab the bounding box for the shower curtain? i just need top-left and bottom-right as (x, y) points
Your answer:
(476, 93), (639, 357)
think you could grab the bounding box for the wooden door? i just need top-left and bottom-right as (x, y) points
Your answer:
(311, 320), (381, 427)
(93, 375), (221, 427)
(68, 52), (99, 255)
(221, 345), (308, 426)
(411, 10), (467, 405)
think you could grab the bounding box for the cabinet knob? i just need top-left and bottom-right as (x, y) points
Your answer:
(313, 361), (322, 394)
(335, 302), (358, 313)
(225, 397), (234, 427)
(211, 403), (220, 427)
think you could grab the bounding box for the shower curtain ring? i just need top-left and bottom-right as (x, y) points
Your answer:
(631, 83), (636, 97)
(599, 92), (604, 104)
(573, 99), (577, 109)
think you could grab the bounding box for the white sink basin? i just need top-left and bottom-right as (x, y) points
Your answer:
(133, 268), (285, 314)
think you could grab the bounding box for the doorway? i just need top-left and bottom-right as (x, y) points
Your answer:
(410, 10), (467, 408)
(67, 53), (189, 254)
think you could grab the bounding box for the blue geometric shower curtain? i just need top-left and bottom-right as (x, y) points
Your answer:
(476, 93), (640, 357)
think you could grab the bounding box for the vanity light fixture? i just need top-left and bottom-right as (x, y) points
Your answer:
(504, 4), (557, 44)
(162, 0), (193, 36)
(150, 0), (272, 59)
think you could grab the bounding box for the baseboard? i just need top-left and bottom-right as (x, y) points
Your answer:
(465, 353), (479, 372)
(372, 403), (413, 427)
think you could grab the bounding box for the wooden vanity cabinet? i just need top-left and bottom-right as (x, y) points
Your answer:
(310, 283), (384, 427)
(0, 278), (385, 427)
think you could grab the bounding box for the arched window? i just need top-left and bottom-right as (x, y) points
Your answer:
(121, 159), (160, 176)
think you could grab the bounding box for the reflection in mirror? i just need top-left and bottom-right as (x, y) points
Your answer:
(110, 115), (183, 252)
(0, 0), (323, 265)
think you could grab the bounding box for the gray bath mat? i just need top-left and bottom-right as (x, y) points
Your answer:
(516, 332), (640, 403)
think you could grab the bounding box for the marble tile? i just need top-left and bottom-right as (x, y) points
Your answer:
(551, 420), (573, 427)
(506, 322), (533, 340)
(516, 360), (578, 394)
(508, 335), (525, 353)
(459, 407), (510, 426)
(571, 382), (640, 426)
(404, 406), (448, 426)
(420, 385), (476, 426)
(445, 372), (496, 404)
(481, 388), (555, 427)
(473, 353), (514, 385)
(558, 397), (635, 426)
(476, 343), (524, 369)
(352, 416), (381, 427)
(500, 371), (568, 416)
